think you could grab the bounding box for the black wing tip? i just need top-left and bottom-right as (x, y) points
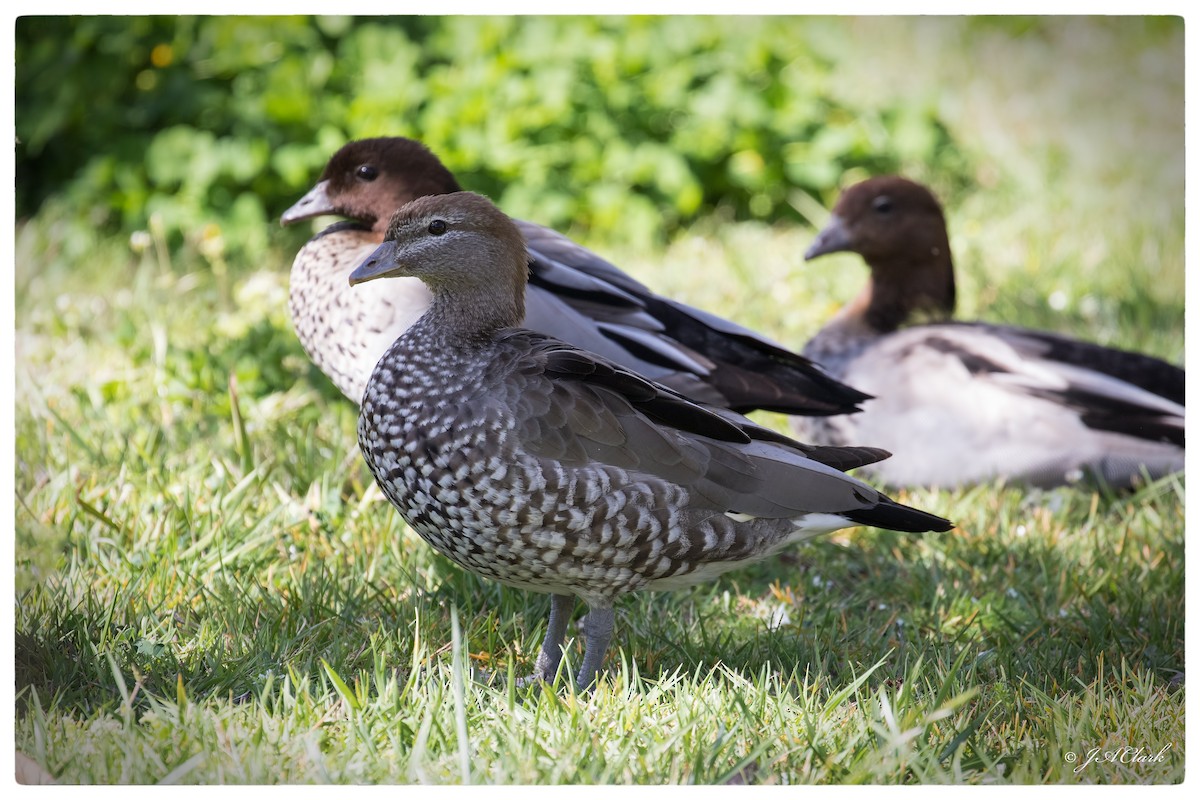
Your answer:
(845, 497), (954, 534)
(725, 384), (872, 417)
(799, 444), (892, 472)
(719, 365), (874, 417)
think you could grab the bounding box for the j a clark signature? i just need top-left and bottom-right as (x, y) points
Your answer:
(1064, 744), (1173, 773)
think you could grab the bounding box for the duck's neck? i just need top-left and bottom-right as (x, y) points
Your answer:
(834, 248), (956, 337)
(403, 284), (525, 353)
(370, 287), (523, 412)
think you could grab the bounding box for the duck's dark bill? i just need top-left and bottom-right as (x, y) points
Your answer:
(349, 240), (402, 285)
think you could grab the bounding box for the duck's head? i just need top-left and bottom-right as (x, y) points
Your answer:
(280, 137), (462, 233)
(807, 176), (956, 325)
(349, 192), (528, 329)
(806, 176), (949, 265)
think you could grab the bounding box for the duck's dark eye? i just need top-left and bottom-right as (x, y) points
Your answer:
(356, 165), (379, 181)
(428, 219), (447, 235)
(872, 196), (893, 214)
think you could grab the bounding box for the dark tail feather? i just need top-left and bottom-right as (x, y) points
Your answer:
(800, 444), (893, 472)
(845, 496), (954, 533)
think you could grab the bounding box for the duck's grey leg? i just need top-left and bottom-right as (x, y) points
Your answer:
(576, 605), (614, 689)
(533, 593), (576, 681)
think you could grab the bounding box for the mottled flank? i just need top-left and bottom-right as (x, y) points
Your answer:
(796, 176), (1185, 489)
(282, 137), (869, 414)
(354, 191), (951, 688)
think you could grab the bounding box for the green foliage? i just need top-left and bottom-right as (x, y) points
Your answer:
(17, 15), (972, 261)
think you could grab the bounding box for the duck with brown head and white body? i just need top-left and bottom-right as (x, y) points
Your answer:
(282, 137), (869, 415)
(795, 176), (1184, 490)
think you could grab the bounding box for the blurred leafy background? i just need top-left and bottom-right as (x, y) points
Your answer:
(16, 14), (983, 262)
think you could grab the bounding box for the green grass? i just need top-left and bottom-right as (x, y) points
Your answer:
(13, 17), (1183, 785)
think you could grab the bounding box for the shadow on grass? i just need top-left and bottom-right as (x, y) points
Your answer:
(16, 477), (1183, 726)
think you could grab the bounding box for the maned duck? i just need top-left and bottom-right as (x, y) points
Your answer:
(282, 137), (869, 414)
(351, 191), (953, 688)
(795, 176), (1184, 489)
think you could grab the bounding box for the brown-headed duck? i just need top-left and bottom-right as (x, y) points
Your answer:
(795, 176), (1183, 489)
(281, 137), (870, 415)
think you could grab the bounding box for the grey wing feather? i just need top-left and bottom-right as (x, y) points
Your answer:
(937, 322), (1184, 445)
(518, 220), (655, 297)
(517, 219), (871, 416)
(501, 332), (891, 519)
